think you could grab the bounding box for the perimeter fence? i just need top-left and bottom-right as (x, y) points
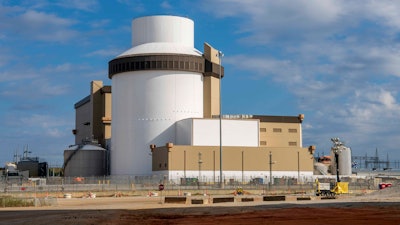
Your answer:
(1, 174), (397, 195)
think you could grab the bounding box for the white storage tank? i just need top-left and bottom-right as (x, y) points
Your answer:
(109, 15), (204, 175)
(331, 146), (352, 176)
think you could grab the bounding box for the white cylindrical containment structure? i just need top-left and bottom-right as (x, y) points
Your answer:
(109, 16), (204, 175)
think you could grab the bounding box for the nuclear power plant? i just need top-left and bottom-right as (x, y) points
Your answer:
(69, 15), (320, 181)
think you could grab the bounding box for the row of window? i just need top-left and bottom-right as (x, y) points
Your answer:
(111, 61), (203, 73)
(260, 141), (297, 146)
(260, 128), (298, 133)
(109, 55), (205, 76)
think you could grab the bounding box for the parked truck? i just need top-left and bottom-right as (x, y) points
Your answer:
(315, 179), (348, 197)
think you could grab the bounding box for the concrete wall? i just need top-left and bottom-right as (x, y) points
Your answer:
(176, 118), (259, 147)
(152, 145), (314, 179)
(259, 122), (302, 147)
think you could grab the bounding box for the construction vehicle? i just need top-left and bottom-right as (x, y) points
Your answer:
(315, 178), (348, 196)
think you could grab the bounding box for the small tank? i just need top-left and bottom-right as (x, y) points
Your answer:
(63, 144), (107, 177)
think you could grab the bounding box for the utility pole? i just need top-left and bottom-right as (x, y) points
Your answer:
(269, 151), (272, 190)
(218, 50), (224, 188)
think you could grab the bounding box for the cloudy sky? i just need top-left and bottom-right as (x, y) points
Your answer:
(1, 0), (399, 167)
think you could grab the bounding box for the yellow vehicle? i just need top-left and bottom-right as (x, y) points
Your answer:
(315, 178), (348, 196)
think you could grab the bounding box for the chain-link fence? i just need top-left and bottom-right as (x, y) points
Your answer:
(2, 174), (396, 195)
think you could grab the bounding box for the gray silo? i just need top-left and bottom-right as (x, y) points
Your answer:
(63, 144), (107, 177)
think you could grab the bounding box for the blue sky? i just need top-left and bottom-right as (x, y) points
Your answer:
(1, 0), (399, 167)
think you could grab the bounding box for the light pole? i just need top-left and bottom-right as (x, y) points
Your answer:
(198, 152), (202, 189)
(218, 50), (224, 188)
(269, 151), (272, 190)
(184, 150), (186, 181)
(213, 150), (215, 184)
(297, 151), (300, 184)
(331, 138), (343, 182)
(242, 151), (244, 184)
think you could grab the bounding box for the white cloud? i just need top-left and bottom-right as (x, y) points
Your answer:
(224, 55), (295, 78)
(0, 78), (69, 98)
(41, 63), (74, 73)
(117, 0), (146, 12)
(86, 48), (124, 57)
(365, 1), (400, 30)
(89, 19), (111, 28)
(161, 1), (172, 9)
(0, 6), (78, 42)
(55, 0), (99, 12)
(379, 90), (397, 109)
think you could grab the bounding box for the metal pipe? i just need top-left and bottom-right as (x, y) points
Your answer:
(269, 151), (272, 190)
(242, 151), (244, 184)
(218, 50), (224, 188)
(184, 150), (186, 180)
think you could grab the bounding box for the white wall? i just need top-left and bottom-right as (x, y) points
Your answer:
(175, 118), (193, 145)
(111, 71), (203, 175)
(176, 118), (259, 147)
(154, 170), (314, 184)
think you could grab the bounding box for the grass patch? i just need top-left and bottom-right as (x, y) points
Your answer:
(0, 197), (35, 207)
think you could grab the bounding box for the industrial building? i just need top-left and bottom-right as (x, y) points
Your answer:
(70, 15), (316, 181)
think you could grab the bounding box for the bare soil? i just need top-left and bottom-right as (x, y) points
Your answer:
(0, 188), (399, 225)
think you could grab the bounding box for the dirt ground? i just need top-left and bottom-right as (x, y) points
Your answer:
(1, 188), (399, 225)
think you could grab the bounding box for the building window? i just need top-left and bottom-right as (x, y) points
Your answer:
(273, 128), (282, 133)
(164, 163), (168, 168)
(288, 128), (297, 133)
(260, 128), (266, 132)
(260, 141), (267, 146)
(289, 142), (297, 146)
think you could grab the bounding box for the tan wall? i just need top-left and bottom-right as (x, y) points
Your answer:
(259, 122), (302, 147)
(203, 43), (221, 118)
(204, 42), (220, 64)
(203, 76), (220, 118)
(152, 145), (314, 172)
(74, 80), (111, 149)
(103, 92), (112, 141)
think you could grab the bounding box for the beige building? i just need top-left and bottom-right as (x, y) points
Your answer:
(151, 115), (315, 183)
(73, 80), (111, 148)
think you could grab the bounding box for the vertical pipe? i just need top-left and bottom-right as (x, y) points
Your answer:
(297, 151), (300, 183)
(269, 151), (272, 190)
(219, 51), (223, 188)
(213, 150), (215, 184)
(184, 150), (186, 180)
(198, 152), (202, 189)
(335, 153), (340, 182)
(242, 151), (244, 184)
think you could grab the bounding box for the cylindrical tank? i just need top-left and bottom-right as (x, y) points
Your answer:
(109, 15), (204, 175)
(331, 147), (352, 176)
(63, 144), (107, 177)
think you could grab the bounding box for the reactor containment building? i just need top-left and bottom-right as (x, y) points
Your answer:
(108, 16), (207, 175)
